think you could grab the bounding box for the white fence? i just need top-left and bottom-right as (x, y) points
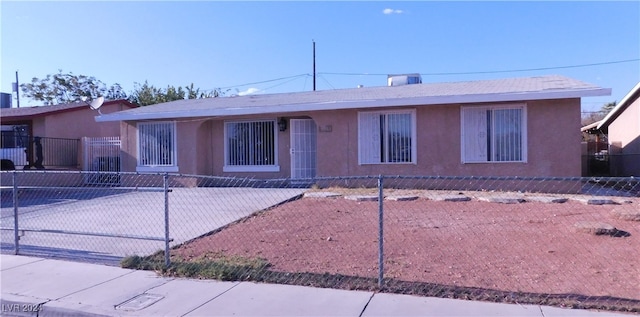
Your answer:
(82, 137), (121, 184)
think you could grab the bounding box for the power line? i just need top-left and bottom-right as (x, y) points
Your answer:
(302, 74), (309, 92)
(317, 74), (335, 90)
(218, 73), (309, 90)
(201, 58), (638, 95)
(319, 58), (640, 77)
(260, 74), (311, 93)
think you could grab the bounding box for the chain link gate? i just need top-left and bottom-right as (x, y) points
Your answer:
(82, 137), (121, 185)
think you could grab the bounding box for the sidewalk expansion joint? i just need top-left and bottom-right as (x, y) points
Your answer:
(1, 258), (47, 271)
(179, 282), (242, 317)
(138, 277), (175, 293)
(359, 292), (376, 317)
(52, 269), (141, 301)
(35, 299), (50, 317)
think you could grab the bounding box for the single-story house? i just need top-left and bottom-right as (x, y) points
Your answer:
(596, 82), (640, 176)
(0, 99), (136, 169)
(95, 75), (610, 187)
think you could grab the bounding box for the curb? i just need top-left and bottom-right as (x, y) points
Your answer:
(1, 296), (110, 317)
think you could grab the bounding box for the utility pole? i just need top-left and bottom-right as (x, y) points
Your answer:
(15, 71), (20, 108)
(313, 40), (316, 91)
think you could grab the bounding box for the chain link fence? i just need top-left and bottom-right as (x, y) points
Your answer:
(1, 171), (639, 313)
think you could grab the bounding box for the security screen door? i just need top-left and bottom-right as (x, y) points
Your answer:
(290, 119), (317, 180)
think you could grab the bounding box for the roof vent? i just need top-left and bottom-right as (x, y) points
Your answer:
(387, 74), (422, 86)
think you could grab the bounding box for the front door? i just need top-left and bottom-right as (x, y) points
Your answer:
(290, 119), (317, 180)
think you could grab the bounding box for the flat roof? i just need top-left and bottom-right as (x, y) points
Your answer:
(95, 75), (611, 122)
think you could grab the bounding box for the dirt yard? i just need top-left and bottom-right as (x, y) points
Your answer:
(172, 191), (640, 304)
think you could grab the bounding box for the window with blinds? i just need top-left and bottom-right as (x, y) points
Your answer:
(224, 120), (278, 172)
(461, 105), (526, 163)
(358, 110), (416, 164)
(137, 121), (176, 169)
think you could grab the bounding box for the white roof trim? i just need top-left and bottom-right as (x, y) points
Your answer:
(580, 120), (602, 132)
(95, 87), (610, 122)
(596, 81), (640, 130)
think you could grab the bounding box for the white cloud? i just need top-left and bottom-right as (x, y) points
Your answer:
(383, 8), (403, 15)
(237, 87), (261, 96)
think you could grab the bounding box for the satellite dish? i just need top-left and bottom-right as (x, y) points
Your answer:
(89, 96), (105, 110)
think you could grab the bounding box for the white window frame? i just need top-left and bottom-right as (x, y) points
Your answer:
(358, 109), (417, 165)
(460, 104), (527, 163)
(223, 119), (280, 172)
(136, 121), (178, 172)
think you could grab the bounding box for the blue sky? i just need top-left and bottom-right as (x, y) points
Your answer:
(1, 1), (639, 113)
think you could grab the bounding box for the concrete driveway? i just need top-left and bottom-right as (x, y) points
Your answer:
(0, 187), (305, 265)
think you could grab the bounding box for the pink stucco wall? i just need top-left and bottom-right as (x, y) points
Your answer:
(120, 121), (137, 172)
(310, 99), (581, 178)
(31, 103), (126, 139)
(608, 96), (640, 176)
(120, 98), (582, 180)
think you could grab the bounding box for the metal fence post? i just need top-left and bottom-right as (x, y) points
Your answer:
(378, 174), (384, 288)
(163, 173), (170, 268)
(12, 171), (19, 255)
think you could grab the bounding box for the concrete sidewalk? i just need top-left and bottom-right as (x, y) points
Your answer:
(0, 255), (633, 317)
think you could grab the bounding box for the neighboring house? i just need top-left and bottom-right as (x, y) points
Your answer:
(580, 120), (609, 177)
(0, 99), (136, 170)
(596, 82), (640, 176)
(95, 75), (610, 186)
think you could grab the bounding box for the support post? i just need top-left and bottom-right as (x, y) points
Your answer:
(377, 174), (384, 288)
(13, 171), (19, 254)
(163, 173), (170, 268)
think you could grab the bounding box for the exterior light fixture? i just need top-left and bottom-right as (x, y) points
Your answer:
(278, 118), (287, 132)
